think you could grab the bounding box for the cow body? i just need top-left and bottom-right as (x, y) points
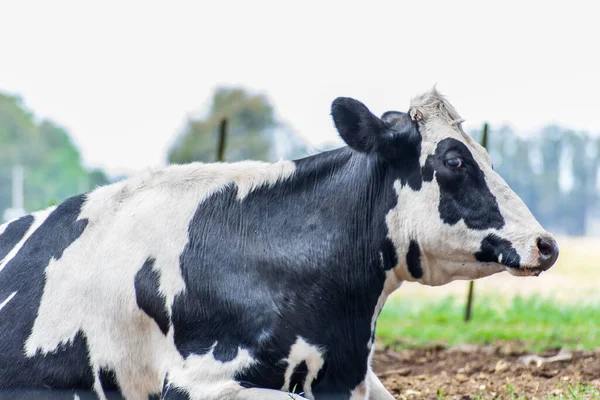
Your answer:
(0, 89), (558, 400)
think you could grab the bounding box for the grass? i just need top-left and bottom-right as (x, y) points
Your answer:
(558, 383), (600, 400)
(431, 383), (600, 399)
(376, 295), (600, 351)
(483, 383), (600, 399)
(475, 383), (600, 399)
(287, 384), (305, 399)
(431, 383), (600, 400)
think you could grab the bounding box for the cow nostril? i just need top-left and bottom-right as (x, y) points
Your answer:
(537, 238), (553, 258)
(536, 237), (559, 269)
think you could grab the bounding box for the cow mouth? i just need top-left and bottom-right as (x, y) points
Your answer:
(505, 266), (545, 277)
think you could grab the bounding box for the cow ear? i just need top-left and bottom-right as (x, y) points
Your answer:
(381, 111), (406, 127)
(331, 97), (387, 154)
(379, 110), (422, 160)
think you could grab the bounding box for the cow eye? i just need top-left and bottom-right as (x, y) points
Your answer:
(446, 158), (463, 168)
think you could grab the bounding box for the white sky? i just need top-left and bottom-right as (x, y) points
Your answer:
(1, 0), (599, 177)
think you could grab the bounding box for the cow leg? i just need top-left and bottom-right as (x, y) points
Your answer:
(234, 388), (308, 399)
(367, 370), (394, 400)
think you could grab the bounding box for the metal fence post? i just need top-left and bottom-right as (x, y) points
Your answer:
(217, 119), (228, 162)
(465, 122), (489, 322)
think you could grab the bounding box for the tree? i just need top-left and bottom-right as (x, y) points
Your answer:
(0, 94), (35, 215)
(0, 92), (110, 217)
(560, 131), (598, 235)
(23, 121), (90, 209)
(168, 87), (307, 164)
(88, 169), (110, 188)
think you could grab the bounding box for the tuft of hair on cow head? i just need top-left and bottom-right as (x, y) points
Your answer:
(331, 97), (421, 160)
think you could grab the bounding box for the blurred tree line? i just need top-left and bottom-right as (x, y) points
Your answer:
(168, 87), (310, 164)
(2, 87), (599, 235)
(470, 126), (600, 236)
(0, 92), (109, 216)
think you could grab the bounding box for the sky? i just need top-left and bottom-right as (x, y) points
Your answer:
(1, 0), (599, 177)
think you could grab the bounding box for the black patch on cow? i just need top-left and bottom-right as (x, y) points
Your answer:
(0, 194), (93, 390)
(421, 156), (434, 182)
(289, 361), (308, 394)
(380, 238), (398, 270)
(99, 368), (119, 394)
(161, 378), (191, 400)
(475, 234), (521, 268)
(378, 112), (424, 191)
(306, 363), (352, 400)
(212, 341), (240, 362)
(422, 138), (505, 230)
(134, 258), (170, 335)
(406, 240), (423, 279)
(170, 147), (401, 399)
(0, 214), (34, 261)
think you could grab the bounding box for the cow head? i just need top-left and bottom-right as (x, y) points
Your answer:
(331, 87), (559, 286)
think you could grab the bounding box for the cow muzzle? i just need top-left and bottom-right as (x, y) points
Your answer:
(507, 236), (559, 277)
(536, 236), (559, 271)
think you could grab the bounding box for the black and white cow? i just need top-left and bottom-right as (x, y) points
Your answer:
(0, 88), (558, 400)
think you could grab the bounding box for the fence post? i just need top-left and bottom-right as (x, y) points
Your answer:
(217, 118), (228, 162)
(465, 122), (489, 322)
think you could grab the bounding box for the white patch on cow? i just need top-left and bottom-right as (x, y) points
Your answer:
(0, 291), (17, 312)
(235, 388), (308, 399)
(91, 368), (109, 400)
(73, 395), (80, 400)
(23, 160), (296, 399)
(281, 337), (325, 400)
(349, 379), (367, 400)
(166, 344), (254, 400)
(366, 369), (395, 400)
(0, 207), (55, 273)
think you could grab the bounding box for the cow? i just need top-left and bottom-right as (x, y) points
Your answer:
(0, 87), (558, 400)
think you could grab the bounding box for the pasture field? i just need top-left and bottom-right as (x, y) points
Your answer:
(375, 236), (600, 398)
(377, 295), (599, 351)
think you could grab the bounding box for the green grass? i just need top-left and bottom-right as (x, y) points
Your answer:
(469, 383), (600, 399)
(474, 383), (600, 399)
(557, 383), (600, 400)
(431, 383), (600, 400)
(376, 295), (600, 351)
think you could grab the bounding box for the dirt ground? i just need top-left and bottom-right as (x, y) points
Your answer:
(373, 343), (600, 399)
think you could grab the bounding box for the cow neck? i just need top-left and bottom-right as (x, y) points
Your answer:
(287, 146), (398, 283)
